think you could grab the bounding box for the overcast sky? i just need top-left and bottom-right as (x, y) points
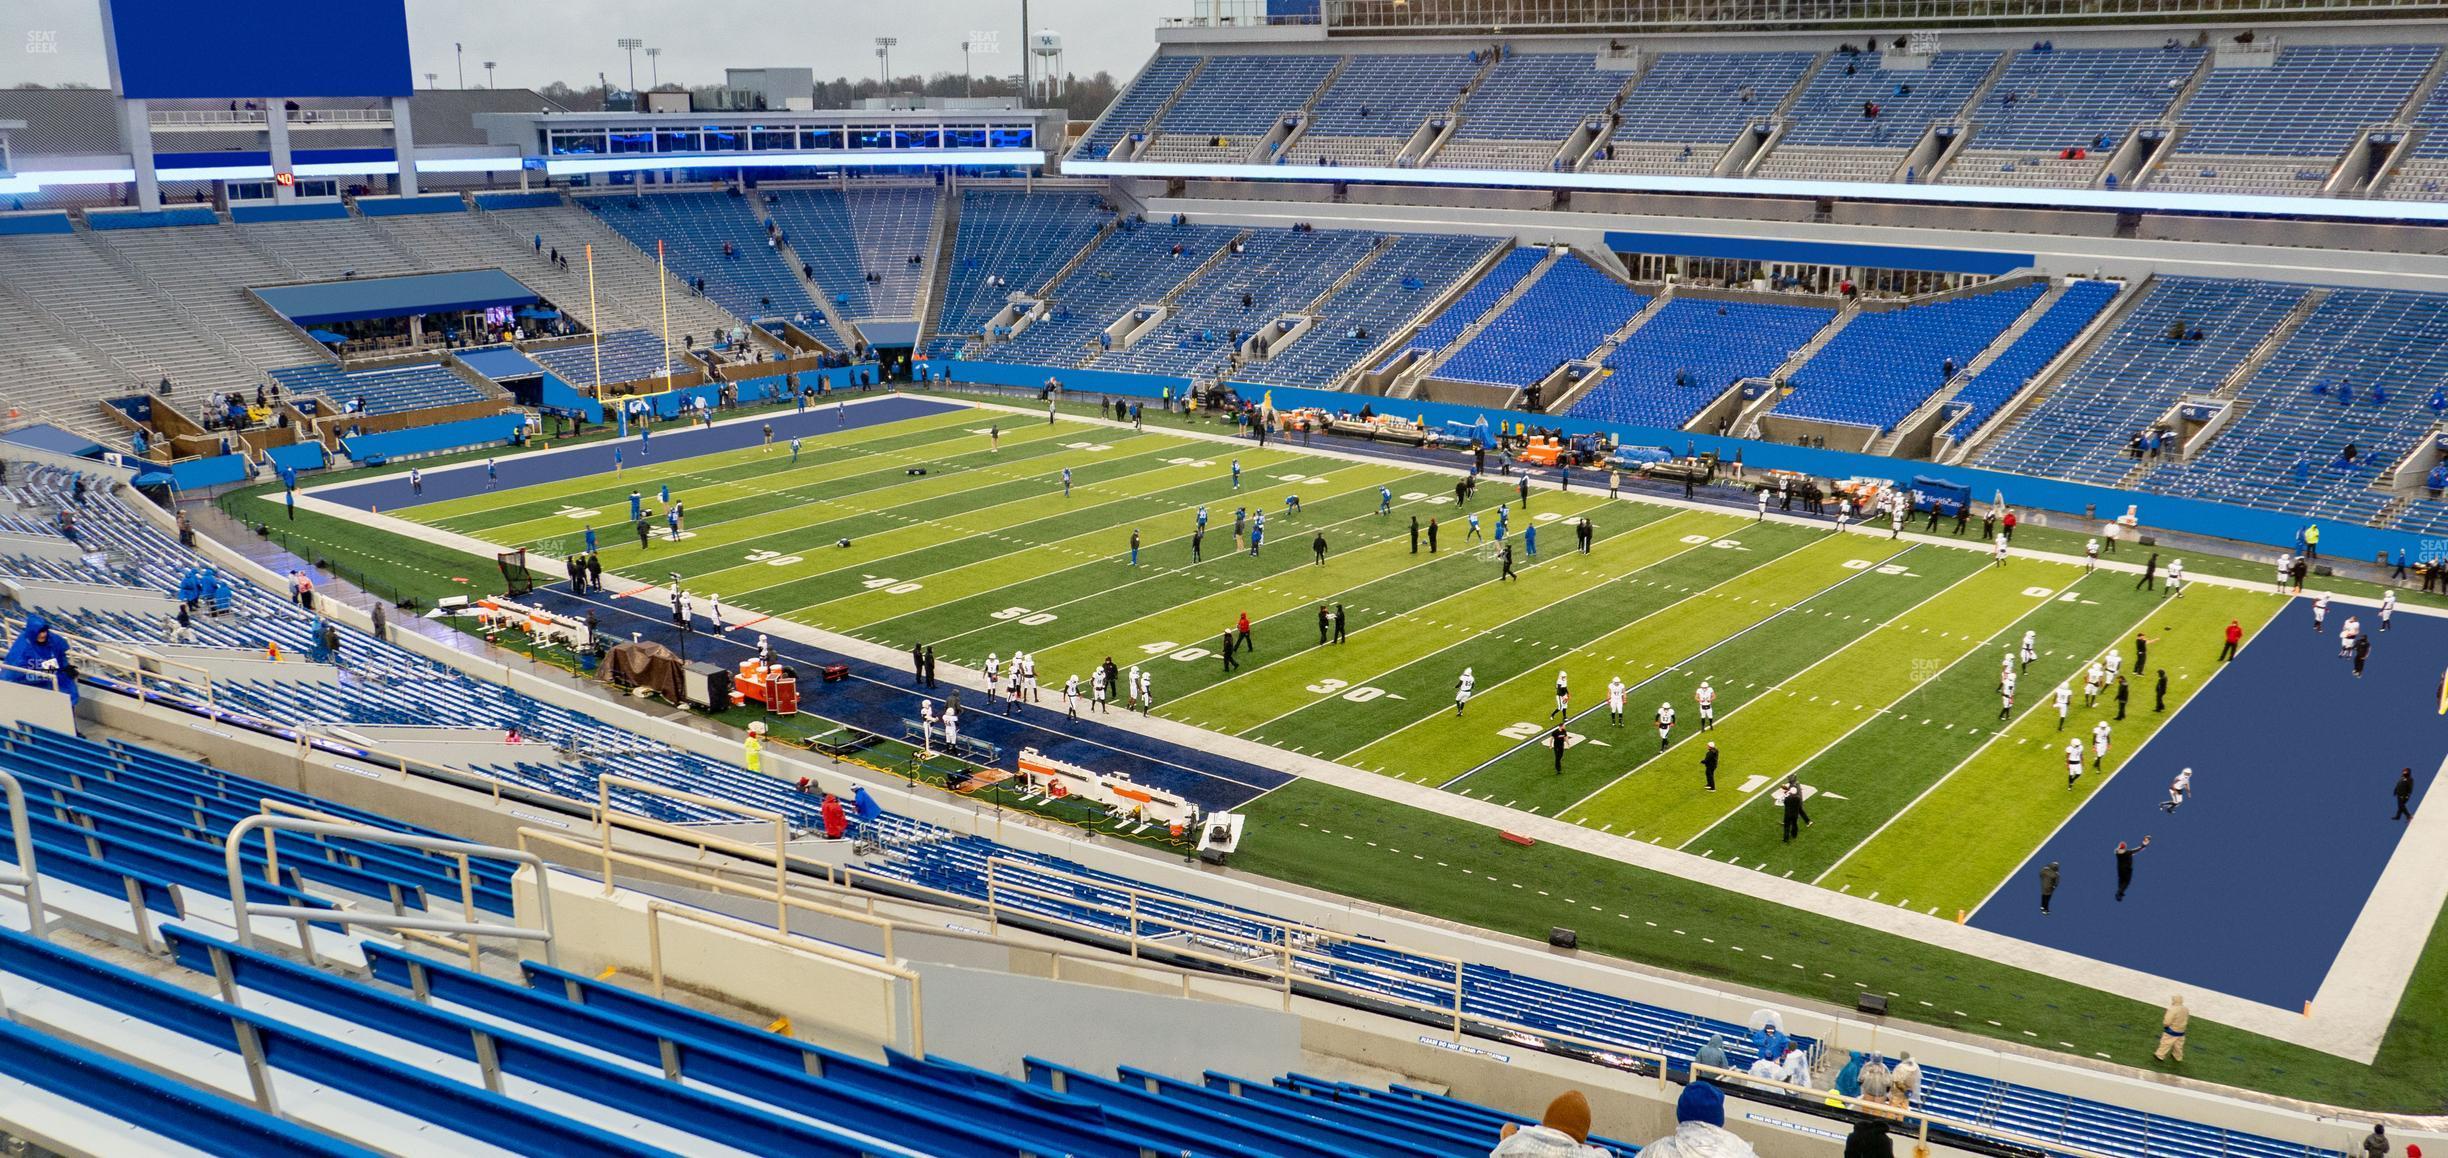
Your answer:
(9, 0), (1171, 91)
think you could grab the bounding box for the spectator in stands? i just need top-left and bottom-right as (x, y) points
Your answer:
(5, 615), (75, 704)
(1694, 1034), (1729, 1074)
(1887, 1052), (1921, 1105)
(1639, 1082), (1753, 1158)
(1858, 1054), (1892, 1103)
(1492, 1091), (1609, 1158)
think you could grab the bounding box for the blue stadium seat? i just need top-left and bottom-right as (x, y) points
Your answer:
(1975, 277), (2308, 485)
(1779, 284), (2044, 432)
(935, 189), (1112, 354)
(1571, 296), (1835, 429)
(1435, 255), (1648, 388)
(269, 361), (488, 417)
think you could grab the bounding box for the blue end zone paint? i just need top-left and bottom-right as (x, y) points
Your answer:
(1971, 599), (2447, 1008)
(310, 395), (962, 511)
(516, 582), (1291, 812)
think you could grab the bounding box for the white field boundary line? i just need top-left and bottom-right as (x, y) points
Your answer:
(1531, 539), (1989, 815)
(995, 489), (1621, 681)
(1963, 603), (2272, 918)
(1322, 520), (1835, 762)
(440, 411), (1086, 539)
(703, 445), (1296, 606)
(295, 389), (962, 506)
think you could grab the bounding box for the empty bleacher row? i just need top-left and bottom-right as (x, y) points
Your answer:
(1939, 279), (2122, 441)
(2380, 73), (2448, 199)
(1141, 55), (1342, 164)
(1292, 53), (1485, 167)
(1435, 255), (1650, 388)
(0, 737), (1657, 1158)
(2137, 288), (2448, 524)
(268, 360), (491, 418)
(977, 223), (1242, 367)
(1091, 228), (1386, 379)
(2159, 44), (2439, 194)
(765, 184), (940, 322)
(1572, 296), (1837, 429)
(1974, 277), (2311, 485)
(1383, 247), (1549, 370)
(1776, 283), (2043, 432)
(0, 198), (748, 441)
(1941, 45), (2202, 189)
(931, 188), (1114, 358)
(527, 329), (683, 388)
(1078, 39), (2448, 196)
(579, 190), (823, 335)
(1234, 234), (1507, 388)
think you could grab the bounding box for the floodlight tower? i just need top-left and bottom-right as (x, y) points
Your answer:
(618, 38), (644, 99)
(876, 37), (898, 91)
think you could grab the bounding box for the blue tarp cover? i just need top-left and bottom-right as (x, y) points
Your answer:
(254, 270), (538, 326)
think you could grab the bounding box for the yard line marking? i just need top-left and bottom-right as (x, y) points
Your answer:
(1440, 539), (1923, 793)
(1678, 565), (2089, 851)
(789, 468), (1415, 627)
(1222, 510), (1733, 737)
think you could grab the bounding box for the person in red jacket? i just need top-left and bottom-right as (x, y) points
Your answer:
(820, 793), (848, 840)
(2219, 619), (2243, 662)
(2002, 509), (2019, 542)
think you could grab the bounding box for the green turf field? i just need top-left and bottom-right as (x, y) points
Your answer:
(397, 406), (2291, 915)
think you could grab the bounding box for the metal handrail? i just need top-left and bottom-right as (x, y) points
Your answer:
(222, 815), (559, 969)
(0, 769), (48, 943)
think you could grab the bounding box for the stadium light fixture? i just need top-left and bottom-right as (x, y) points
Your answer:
(875, 37), (898, 92)
(645, 46), (661, 88)
(618, 38), (645, 99)
(424, 72), (439, 90)
(961, 41), (972, 97)
(484, 61), (497, 89)
(455, 42), (464, 89)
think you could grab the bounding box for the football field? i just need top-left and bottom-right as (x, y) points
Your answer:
(379, 402), (2333, 921)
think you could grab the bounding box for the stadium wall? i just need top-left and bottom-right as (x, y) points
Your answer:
(942, 359), (2418, 563)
